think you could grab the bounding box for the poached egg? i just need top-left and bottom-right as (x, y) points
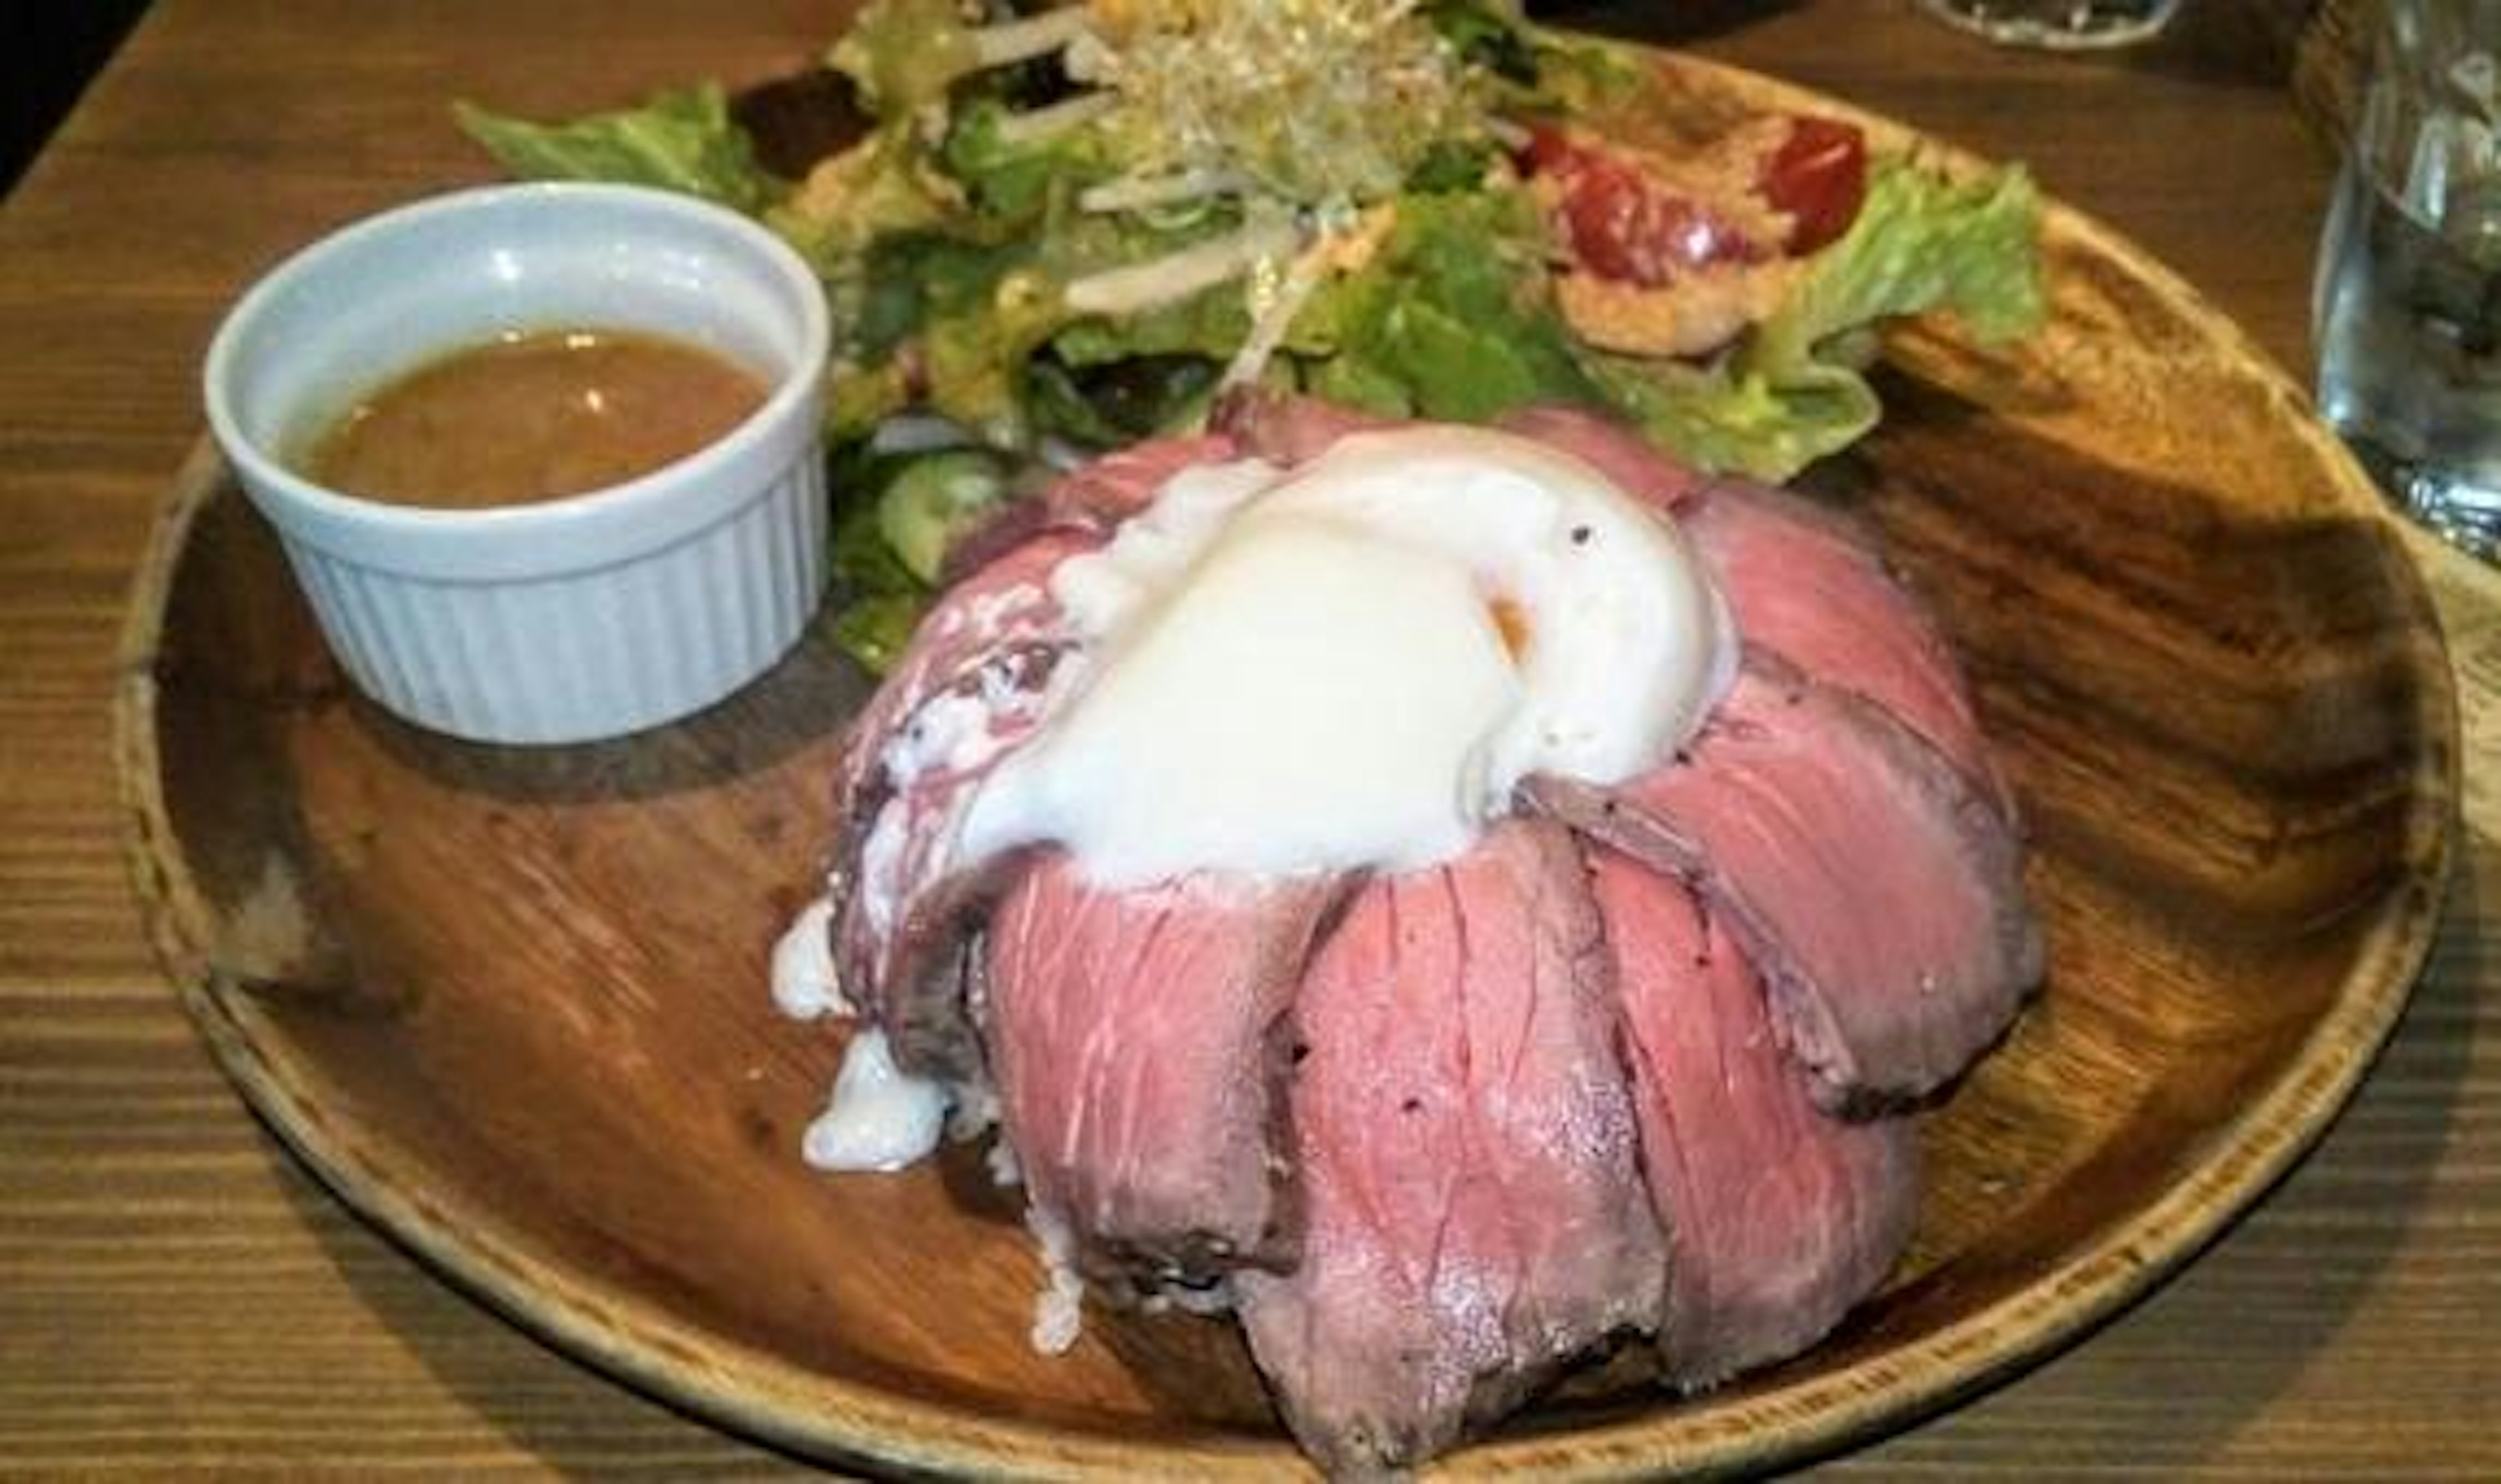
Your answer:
(965, 425), (1734, 886)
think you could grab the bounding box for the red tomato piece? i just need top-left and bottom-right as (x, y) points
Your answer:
(1521, 123), (1760, 287)
(1759, 117), (1868, 255)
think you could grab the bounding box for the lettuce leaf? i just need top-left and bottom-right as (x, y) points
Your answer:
(920, 267), (1069, 445)
(855, 206), (1262, 449)
(772, 126), (960, 271)
(940, 100), (1113, 227)
(1038, 189), (1598, 427)
(825, 445), (935, 675)
(1027, 354), (1222, 445)
(827, 0), (986, 117)
(1309, 190), (1600, 421)
(1580, 351), (1881, 484)
(829, 587), (928, 676)
(828, 0), (1088, 120)
(824, 213), (1051, 443)
(454, 85), (778, 214)
(1584, 158), (2043, 481)
(1756, 156), (2044, 367)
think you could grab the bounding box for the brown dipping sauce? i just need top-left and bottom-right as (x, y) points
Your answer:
(302, 329), (769, 509)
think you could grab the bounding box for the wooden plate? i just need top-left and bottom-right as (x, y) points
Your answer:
(115, 51), (2456, 1480)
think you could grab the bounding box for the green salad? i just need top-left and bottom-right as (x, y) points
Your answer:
(459, 0), (2043, 671)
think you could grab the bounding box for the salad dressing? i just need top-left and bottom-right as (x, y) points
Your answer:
(303, 329), (767, 509)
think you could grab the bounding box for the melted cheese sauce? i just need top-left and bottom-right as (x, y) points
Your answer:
(968, 425), (1732, 886)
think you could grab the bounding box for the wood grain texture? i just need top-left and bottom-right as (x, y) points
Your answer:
(5, 1), (2498, 1477)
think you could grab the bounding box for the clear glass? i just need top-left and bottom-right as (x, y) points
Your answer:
(1913, 0), (2183, 51)
(2313, 0), (2501, 562)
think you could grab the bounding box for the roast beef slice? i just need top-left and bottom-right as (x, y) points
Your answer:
(1685, 480), (2014, 820)
(1495, 404), (1710, 514)
(1533, 649), (2042, 1109)
(827, 533), (1093, 1084)
(1589, 848), (1919, 1390)
(983, 858), (1348, 1289)
(1238, 820), (1664, 1475)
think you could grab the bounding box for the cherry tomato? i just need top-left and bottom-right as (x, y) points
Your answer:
(1521, 117), (1870, 283)
(1759, 117), (1867, 255)
(1522, 123), (1759, 287)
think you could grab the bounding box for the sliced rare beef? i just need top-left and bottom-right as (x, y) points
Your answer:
(983, 857), (1350, 1290)
(828, 437), (1243, 1084)
(1495, 404), (1710, 514)
(940, 432), (1239, 582)
(1237, 821), (1665, 1476)
(828, 531), (1094, 1084)
(1684, 480), (2015, 820)
(1587, 849), (1918, 1390)
(834, 432), (1228, 886)
(1530, 648), (2042, 1110)
(1211, 385), (1399, 466)
(805, 403), (2038, 1476)
(1038, 430), (1240, 528)
(1214, 391), (1714, 525)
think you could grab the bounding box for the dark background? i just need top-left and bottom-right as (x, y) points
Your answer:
(7, 2), (152, 193)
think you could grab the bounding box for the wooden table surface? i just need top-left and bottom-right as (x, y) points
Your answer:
(5, 0), (2496, 1475)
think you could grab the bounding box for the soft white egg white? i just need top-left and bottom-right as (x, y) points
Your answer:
(966, 425), (1734, 887)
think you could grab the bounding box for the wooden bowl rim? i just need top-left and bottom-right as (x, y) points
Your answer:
(113, 51), (2461, 1481)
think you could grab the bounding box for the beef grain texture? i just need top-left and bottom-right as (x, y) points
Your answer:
(830, 532), (1092, 1085)
(1238, 820), (1665, 1475)
(984, 858), (1349, 1290)
(1684, 479), (2016, 821)
(1590, 848), (1920, 1389)
(1533, 647), (2042, 1109)
(831, 431), (1237, 1082)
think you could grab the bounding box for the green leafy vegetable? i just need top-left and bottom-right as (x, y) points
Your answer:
(1307, 192), (1600, 422)
(769, 126), (959, 273)
(830, 591), (929, 675)
(1755, 157), (2044, 368)
(827, 450), (935, 673)
(1037, 191), (1595, 426)
(918, 267), (1070, 446)
(1028, 353), (1222, 444)
(942, 99), (1112, 225)
(1425, 1), (1541, 85)
(829, 0), (1091, 119)
(877, 448), (1013, 583)
(837, 201), (1265, 449)
(455, 85), (777, 213)
(452, 3), (2047, 675)
(1585, 158), (2044, 481)
(1049, 264), (1258, 367)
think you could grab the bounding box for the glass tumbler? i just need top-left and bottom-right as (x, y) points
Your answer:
(1913, 0), (2183, 50)
(2313, 0), (2501, 561)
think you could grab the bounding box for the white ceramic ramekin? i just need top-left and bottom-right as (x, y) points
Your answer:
(203, 182), (832, 745)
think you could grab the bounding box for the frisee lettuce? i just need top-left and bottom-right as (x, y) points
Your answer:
(455, 85), (778, 214)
